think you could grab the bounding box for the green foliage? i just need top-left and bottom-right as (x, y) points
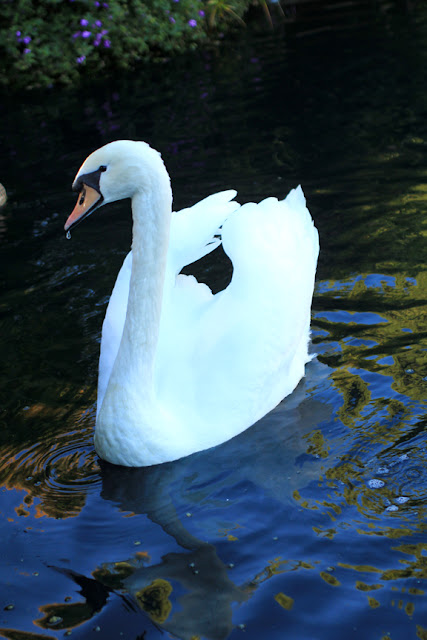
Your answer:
(0, 0), (251, 89)
(207, 0), (247, 27)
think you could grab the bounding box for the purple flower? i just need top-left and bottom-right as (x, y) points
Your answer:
(72, 31), (81, 38)
(101, 29), (108, 35)
(76, 55), (86, 63)
(80, 18), (89, 26)
(94, 34), (102, 46)
(22, 35), (31, 44)
(94, 1), (100, 5)
(188, 19), (197, 27)
(95, 19), (102, 27)
(103, 39), (111, 48)
(169, 16), (176, 23)
(23, 48), (31, 54)
(16, 30), (21, 37)
(103, 2), (109, 7)
(198, 9), (205, 16)
(81, 30), (91, 38)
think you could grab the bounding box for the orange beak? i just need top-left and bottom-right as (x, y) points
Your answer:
(64, 184), (102, 232)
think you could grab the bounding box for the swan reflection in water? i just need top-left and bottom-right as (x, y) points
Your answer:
(37, 370), (331, 640)
(98, 467), (250, 640)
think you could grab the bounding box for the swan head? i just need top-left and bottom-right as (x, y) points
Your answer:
(65, 140), (169, 232)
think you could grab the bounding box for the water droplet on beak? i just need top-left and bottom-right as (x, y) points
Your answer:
(66, 230), (71, 240)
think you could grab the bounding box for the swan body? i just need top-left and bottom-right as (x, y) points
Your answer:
(65, 140), (319, 467)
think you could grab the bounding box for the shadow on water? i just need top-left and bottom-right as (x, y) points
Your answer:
(0, 2), (427, 639)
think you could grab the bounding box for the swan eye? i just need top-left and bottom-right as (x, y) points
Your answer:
(79, 187), (86, 206)
(100, 165), (107, 172)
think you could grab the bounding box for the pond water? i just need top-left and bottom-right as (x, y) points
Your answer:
(0, 4), (426, 639)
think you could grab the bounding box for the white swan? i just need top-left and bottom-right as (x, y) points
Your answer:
(65, 140), (319, 467)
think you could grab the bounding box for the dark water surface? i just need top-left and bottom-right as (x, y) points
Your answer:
(1, 6), (426, 639)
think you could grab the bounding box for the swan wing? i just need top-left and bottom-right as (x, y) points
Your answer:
(168, 190), (240, 274)
(97, 251), (131, 417)
(164, 186), (319, 440)
(98, 186), (318, 449)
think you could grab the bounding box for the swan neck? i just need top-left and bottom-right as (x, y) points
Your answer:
(118, 182), (172, 382)
(95, 159), (173, 446)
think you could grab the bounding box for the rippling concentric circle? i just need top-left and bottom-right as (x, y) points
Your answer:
(0, 409), (101, 519)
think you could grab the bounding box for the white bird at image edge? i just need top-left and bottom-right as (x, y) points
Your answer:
(64, 140), (319, 467)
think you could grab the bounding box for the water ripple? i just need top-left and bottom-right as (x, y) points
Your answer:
(0, 414), (100, 519)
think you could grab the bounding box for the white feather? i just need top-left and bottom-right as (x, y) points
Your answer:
(69, 141), (319, 466)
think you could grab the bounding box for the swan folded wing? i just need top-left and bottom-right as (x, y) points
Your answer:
(169, 190), (240, 274)
(97, 251), (132, 417)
